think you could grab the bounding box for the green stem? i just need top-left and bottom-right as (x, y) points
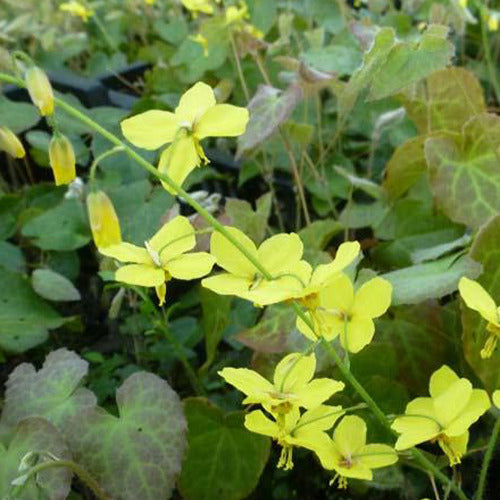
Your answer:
(479, 3), (500, 104)
(17, 459), (110, 500)
(89, 146), (124, 184)
(475, 416), (500, 500)
(320, 339), (470, 500)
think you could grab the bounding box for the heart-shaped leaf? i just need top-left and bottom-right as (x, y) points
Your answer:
(0, 417), (72, 500)
(32, 269), (81, 302)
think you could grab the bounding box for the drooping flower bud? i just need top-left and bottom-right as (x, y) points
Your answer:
(49, 134), (76, 185)
(25, 66), (54, 116)
(0, 126), (26, 158)
(87, 190), (122, 249)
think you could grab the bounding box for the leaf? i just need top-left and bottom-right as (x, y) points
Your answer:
(0, 418), (72, 500)
(411, 233), (471, 264)
(0, 240), (25, 273)
(334, 166), (385, 199)
(200, 287), (232, 371)
(425, 113), (500, 229)
(300, 44), (362, 76)
(69, 372), (187, 500)
(383, 135), (427, 199)
(32, 268), (81, 302)
(236, 84), (303, 158)
(462, 216), (500, 392)
(400, 67), (485, 134)
(248, 0), (277, 35)
(0, 348), (95, 433)
(225, 192), (272, 244)
(381, 253), (482, 305)
(0, 270), (65, 353)
(22, 199), (91, 251)
(0, 96), (40, 133)
(369, 25), (454, 101)
(236, 304), (293, 353)
(178, 398), (270, 500)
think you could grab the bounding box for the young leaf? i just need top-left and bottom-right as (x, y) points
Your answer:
(32, 268), (81, 302)
(178, 398), (270, 500)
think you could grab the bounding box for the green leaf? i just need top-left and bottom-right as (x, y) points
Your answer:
(154, 18), (188, 44)
(0, 241), (25, 273)
(0, 418), (72, 500)
(425, 113), (500, 229)
(178, 398), (270, 500)
(32, 268), (80, 302)
(0, 96), (40, 133)
(0, 349), (95, 432)
(300, 45), (362, 76)
(381, 253), (482, 305)
(400, 67), (485, 134)
(236, 84), (303, 158)
(69, 372), (186, 500)
(462, 216), (500, 391)
(225, 192), (272, 244)
(369, 25), (454, 101)
(22, 199), (91, 251)
(200, 287), (232, 371)
(0, 270), (65, 353)
(249, 0), (277, 35)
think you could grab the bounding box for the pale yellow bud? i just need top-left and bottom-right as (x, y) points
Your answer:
(0, 126), (25, 158)
(49, 134), (76, 185)
(25, 66), (54, 116)
(87, 190), (122, 249)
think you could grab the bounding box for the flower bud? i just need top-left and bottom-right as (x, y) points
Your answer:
(0, 126), (26, 158)
(87, 190), (122, 249)
(25, 66), (54, 116)
(49, 134), (76, 185)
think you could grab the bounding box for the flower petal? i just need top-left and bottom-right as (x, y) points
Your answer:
(273, 353), (316, 393)
(244, 410), (279, 438)
(196, 104), (249, 139)
(295, 378), (345, 409)
(429, 365), (460, 399)
(433, 378), (472, 427)
(149, 215), (195, 258)
(158, 136), (201, 194)
(257, 233), (304, 275)
(358, 444), (398, 469)
(340, 316), (375, 354)
(115, 264), (165, 287)
(445, 389), (490, 436)
(100, 242), (150, 264)
(333, 415), (366, 456)
(311, 241), (360, 287)
(459, 277), (499, 324)
(319, 273), (354, 311)
(493, 390), (500, 409)
(351, 277), (392, 319)
(168, 252), (215, 280)
(202, 273), (253, 297)
(219, 367), (274, 398)
(121, 110), (178, 150)
(176, 82), (216, 124)
(210, 227), (258, 277)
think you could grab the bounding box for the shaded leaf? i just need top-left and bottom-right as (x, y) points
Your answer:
(178, 398), (270, 500)
(0, 96), (40, 133)
(0, 240), (25, 273)
(300, 44), (362, 76)
(32, 268), (80, 302)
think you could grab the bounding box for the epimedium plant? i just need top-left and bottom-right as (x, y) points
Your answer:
(2, 1), (500, 500)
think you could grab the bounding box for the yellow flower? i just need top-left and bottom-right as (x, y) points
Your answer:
(314, 415), (398, 488)
(391, 365), (490, 465)
(493, 390), (500, 409)
(87, 191), (122, 249)
(225, 2), (249, 25)
(60, 1), (94, 22)
(121, 82), (248, 193)
(0, 126), (25, 158)
(49, 134), (76, 186)
(219, 352), (344, 414)
(181, 0), (214, 15)
(202, 227), (310, 305)
(100, 215), (215, 305)
(190, 33), (209, 57)
(297, 273), (392, 353)
(25, 66), (54, 116)
(459, 277), (500, 359)
(487, 13), (499, 31)
(245, 405), (345, 470)
(458, 0), (467, 7)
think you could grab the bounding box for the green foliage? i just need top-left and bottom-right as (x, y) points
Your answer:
(31, 268), (81, 302)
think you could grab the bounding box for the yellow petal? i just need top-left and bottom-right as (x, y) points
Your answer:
(167, 252), (215, 280)
(439, 432), (468, 465)
(87, 191), (122, 249)
(493, 390), (500, 409)
(210, 227), (258, 277)
(115, 264), (165, 287)
(196, 104), (249, 139)
(333, 415), (366, 456)
(319, 273), (354, 312)
(0, 126), (25, 158)
(121, 110), (178, 150)
(175, 82), (216, 124)
(351, 277), (392, 319)
(294, 378), (345, 408)
(25, 66), (54, 116)
(49, 134), (76, 186)
(257, 233), (304, 276)
(296, 312), (321, 342)
(149, 215), (195, 258)
(273, 353), (315, 393)
(294, 405), (345, 435)
(219, 367), (274, 398)
(445, 389), (490, 436)
(459, 277), (499, 325)
(358, 444), (398, 469)
(433, 378), (472, 427)
(242, 275), (306, 306)
(158, 136), (201, 194)
(100, 242), (150, 264)
(156, 282), (167, 306)
(429, 365), (460, 398)
(202, 273), (253, 297)
(340, 317), (375, 353)
(244, 410), (279, 438)
(311, 241), (360, 287)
